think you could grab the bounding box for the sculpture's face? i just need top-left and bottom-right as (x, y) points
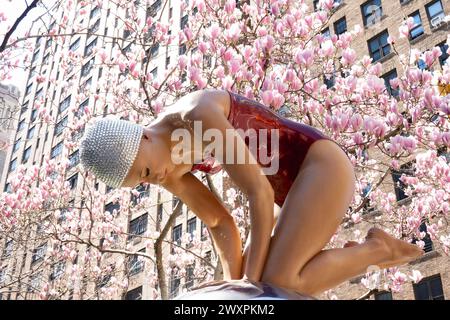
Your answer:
(121, 126), (172, 188)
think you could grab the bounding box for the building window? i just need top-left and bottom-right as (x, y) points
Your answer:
(0, 268), (5, 287)
(55, 115), (68, 136)
(30, 108), (38, 122)
(50, 261), (65, 280)
(374, 290), (393, 300)
(81, 77), (92, 93)
(4, 183), (12, 193)
(426, 0), (445, 29)
(185, 264), (195, 289)
(31, 50), (40, 64)
(59, 95), (71, 113)
(324, 64), (337, 89)
(27, 126), (35, 140)
(187, 217), (197, 242)
(67, 173), (78, 190)
(81, 58), (95, 78)
(105, 201), (120, 216)
(8, 158), (17, 172)
(417, 58), (427, 70)
(29, 68), (37, 81)
(13, 138), (21, 153)
(22, 146), (32, 164)
(382, 69), (399, 97)
(408, 11), (425, 41)
(172, 224), (182, 250)
(31, 243), (47, 264)
(42, 53), (50, 65)
(128, 249), (145, 276)
(45, 38), (52, 49)
(334, 0), (343, 8)
(368, 30), (391, 62)
(35, 88), (43, 100)
(438, 41), (449, 67)
(124, 286), (142, 300)
(2, 239), (13, 259)
(88, 19), (100, 34)
(413, 221), (434, 252)
(165, 56), (170, 69)
(179, 44), (187, 56)
(156, 202), (163, 227)
(68, 150), (80, 169)
(413, 274), (444, 300)
(28, 272), (43, 293)
(334, 16), (347, 35)
(361, 183), (375, 214)
(391, 161), (414, 202)
(17, 119), (25, 132)
(146, 0), (162, 19)
(321, 27), (331, 39)
(76, 99), (89, 118)
(128, 213), (148, 240)
(150, 43), (159, 58)
(169, 270), (181, 298)
(361, 0), (382, 27)
(313, 0), (319, 11)
(50, 141), (63, 159)
(150, 67), (158, 80)
(69, 38), (80, 52)
(58, 208), (68, 224)
(180, 14), (188, 30)
(131, 184), (150, 205)
(84, 37), (97, 57)
(201, 221), (208, 241)
(90, 5), (100, 19)
(25, 83), (32, 96)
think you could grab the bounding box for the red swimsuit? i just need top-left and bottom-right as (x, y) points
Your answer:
(191, 90), (347, 207)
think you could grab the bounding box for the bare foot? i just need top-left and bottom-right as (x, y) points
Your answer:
(343, 241), (359, 248)
(365, 227), (424, 269)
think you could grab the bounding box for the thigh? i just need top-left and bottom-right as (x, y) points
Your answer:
(261, 139), (356, 285)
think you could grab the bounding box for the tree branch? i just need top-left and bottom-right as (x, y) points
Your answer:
(0, 0), (40, 53)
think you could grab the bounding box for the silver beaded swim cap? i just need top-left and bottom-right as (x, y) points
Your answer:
(79, 117), (143, 189)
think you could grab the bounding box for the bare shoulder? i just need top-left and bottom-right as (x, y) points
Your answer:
(176, 89), (230, 121)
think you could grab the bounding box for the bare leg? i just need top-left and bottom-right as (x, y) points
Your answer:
(260, 140), (422, 297)
(293, 228), (423, 296)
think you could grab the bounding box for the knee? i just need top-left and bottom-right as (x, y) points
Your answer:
(260, 269), (293, 290)
(294, 277), (318, 296)
(261, 270), (317, 296)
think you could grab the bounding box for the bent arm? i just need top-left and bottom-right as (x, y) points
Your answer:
(162, 172), (243, 280)
(187, 94), (275, 282)
(209, 215), (242, 279)
(243, 187), (274, 281)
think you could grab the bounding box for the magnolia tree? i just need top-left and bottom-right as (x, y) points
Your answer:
(0, 0), (449, 300)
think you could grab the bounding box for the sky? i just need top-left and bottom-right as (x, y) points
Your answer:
(1, 0), (47, 93)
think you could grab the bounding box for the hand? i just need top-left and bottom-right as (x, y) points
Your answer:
(241, 274), (249, 281)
